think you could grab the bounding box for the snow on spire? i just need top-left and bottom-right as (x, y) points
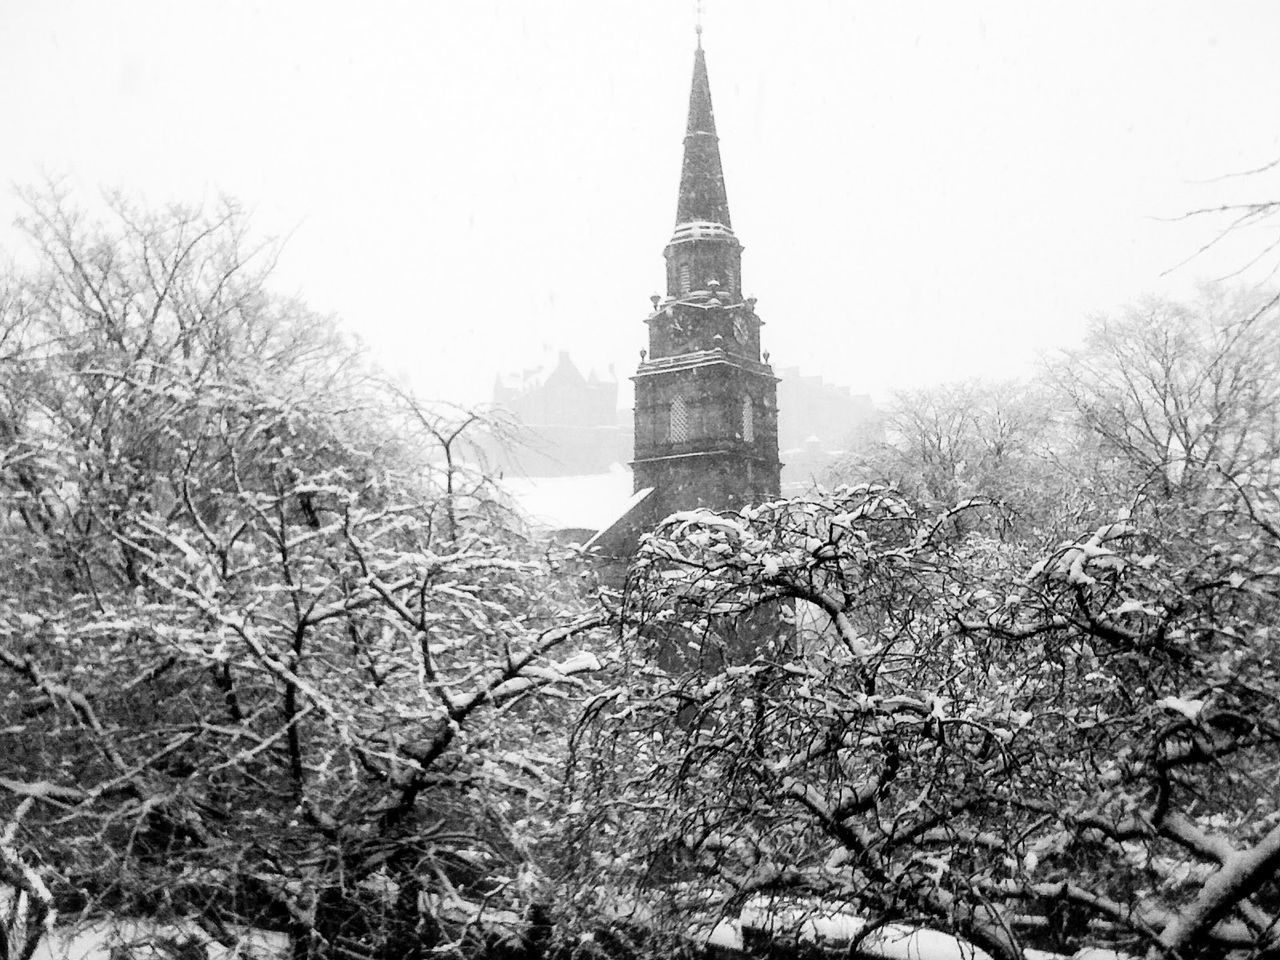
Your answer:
(675, 34), (732, 229)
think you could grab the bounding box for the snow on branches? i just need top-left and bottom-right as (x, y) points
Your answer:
(0, 191), (609, 960)
(568, 479), (1280, 960)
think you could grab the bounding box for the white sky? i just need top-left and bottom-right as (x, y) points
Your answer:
(4, 1), (1280, 407)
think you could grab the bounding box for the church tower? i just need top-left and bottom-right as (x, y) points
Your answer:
(632, 33), (782, 520)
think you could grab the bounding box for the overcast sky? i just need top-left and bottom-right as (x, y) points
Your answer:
(4, 1), (1280, 407)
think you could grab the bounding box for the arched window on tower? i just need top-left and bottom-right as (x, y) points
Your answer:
(679, 263), (691, 295)
(669, 395), (690, 442)
(742, 396), (755, 442)
(724, 266), (735, 296)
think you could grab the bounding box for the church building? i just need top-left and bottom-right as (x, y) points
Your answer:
(633, 29), (782, 520)
(592, 29), (782, 558)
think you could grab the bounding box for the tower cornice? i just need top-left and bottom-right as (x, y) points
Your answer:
(667, 220), (739, 246)
(633, 351), (777, 380)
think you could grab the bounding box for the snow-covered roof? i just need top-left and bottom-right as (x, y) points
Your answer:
(583, 485), (654, 551)
(501, 465), (636, 532)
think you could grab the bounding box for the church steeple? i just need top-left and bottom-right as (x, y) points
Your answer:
(629, 32), (782, 522)
(676, 41), (732, 230)
(662, 39), (743, 306)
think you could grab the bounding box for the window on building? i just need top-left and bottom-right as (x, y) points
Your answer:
(679, 263), (691, 295)
(742, 396), (755, 442)
(670, 395), (690, 442)
(724, 266), (735, 296)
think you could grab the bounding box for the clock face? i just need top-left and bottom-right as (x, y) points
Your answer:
(733, 314), (749, 343)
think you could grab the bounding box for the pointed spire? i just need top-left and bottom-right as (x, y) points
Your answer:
(675, 39), (732, 230)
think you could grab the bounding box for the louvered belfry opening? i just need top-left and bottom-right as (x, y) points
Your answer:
(669, 395), (690, 442)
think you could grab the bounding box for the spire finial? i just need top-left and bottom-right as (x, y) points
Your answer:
(675, 5), (731, 230)
(695, 0), (703, 47)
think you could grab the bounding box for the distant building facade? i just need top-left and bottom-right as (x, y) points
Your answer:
(490, 352), (629, 476)
(777, 368), (883, 490)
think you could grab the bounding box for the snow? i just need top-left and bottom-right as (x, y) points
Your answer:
(1088, 522), (1136, 545)
(555, 651), (602, 674)
(1155, 695), (1206, 720)
(706, 919), (743, 950)
(583, 485), (655, 550)
(665, 511), (749, 536)
(501, 464), (635, 532)
(733, 899), (996, 960)
(32, 921), (289, 960)
(865, 927), (994, 960)
(1111, 599), (1148, 616)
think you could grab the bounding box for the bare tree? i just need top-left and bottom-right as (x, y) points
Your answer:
(567, 478), (1280, 960)
(1050, 285), (1280, 492)
(0, 190), (609, 960)
(831, 379), (1069, 535)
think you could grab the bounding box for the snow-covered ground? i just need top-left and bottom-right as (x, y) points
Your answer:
(20, 912), (1133, 960)
(30, 921), (289, 960)
(709, 914), (996, 959)
(702, 899), (1134, 960)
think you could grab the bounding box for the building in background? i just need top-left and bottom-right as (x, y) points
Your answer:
(777, 367), (883, 491)
(489, 355), (881, 490)
(488, 351), (630, 477)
